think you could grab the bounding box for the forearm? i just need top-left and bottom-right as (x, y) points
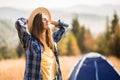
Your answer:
(51, 20), (69, 29)
(15, 18), (30, 49)
(52, 20), (69, 43)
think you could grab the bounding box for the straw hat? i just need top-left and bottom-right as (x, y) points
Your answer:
(27, 7), (51, 34)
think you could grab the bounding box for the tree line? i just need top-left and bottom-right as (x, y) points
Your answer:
(0, 12), (120, 60)
(71, 12), (120, 58)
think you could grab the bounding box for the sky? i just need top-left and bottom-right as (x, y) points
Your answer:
(0, 0), (120, 10)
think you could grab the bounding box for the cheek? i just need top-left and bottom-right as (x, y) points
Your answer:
(42, 21), (48, 26)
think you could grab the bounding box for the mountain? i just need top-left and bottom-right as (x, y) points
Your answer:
(0, 19), (17, 47)
(0, 4), (120, 47)
(0, 5), (120, 22)
(64, 4), (120, 17)
(0, 7), (31, 47)
(62, 4), (120, 36)
(0, 7), (30, 20)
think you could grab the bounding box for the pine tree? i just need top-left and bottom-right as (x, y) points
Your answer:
(111, 11), (119, 34)
(71, 17), (86, 53)
(108, 12), (120, 58)
(106, 16), (110, 40)
(83, 29), (97, 52)
(104, 16), (111, 55)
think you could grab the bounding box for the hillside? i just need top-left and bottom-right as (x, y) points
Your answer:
(0, 7), (30, 20)
(0, 19), (18, 47)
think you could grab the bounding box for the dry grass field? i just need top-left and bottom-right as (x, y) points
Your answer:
(0, 55), (120, 80)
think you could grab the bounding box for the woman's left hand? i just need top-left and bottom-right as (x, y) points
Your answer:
(50, 20), (58, 27)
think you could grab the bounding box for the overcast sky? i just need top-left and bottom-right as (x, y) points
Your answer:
(0, 0), (120, 10)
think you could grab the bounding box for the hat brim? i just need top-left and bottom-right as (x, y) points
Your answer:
(27, 7), (51, 34)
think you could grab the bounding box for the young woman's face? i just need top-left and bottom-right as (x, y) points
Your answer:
(42, 13), (49, 29)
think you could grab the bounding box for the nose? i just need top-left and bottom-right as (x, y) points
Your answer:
(46, 19), (49, 23)
(45, 19), (50, 25)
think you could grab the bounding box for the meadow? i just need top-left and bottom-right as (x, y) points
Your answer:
(0, 55), (120, 80)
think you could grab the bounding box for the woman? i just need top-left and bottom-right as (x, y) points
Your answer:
(15, 7), (69, 80)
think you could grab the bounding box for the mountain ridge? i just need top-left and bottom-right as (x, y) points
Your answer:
(0, 4), (120, 42)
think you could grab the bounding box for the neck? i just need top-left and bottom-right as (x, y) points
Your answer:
(39, 30), (47, 46)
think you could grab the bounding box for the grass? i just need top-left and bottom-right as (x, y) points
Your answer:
(0, 55), (120, 80)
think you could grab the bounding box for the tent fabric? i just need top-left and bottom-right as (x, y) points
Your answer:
(68, 52), (120, 80)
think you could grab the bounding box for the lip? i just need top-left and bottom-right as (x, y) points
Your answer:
(44, 23), (49, 26)
(47, 22), (50, 25)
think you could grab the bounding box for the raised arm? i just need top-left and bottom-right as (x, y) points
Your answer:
(52, 20), (69, 43)
(15, 18), (30, 49)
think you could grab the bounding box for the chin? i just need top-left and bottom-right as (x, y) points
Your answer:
(44, 26), (49, 30)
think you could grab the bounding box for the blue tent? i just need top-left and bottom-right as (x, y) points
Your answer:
(68, 52), (120, 80)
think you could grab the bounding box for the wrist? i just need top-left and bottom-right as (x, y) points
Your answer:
(50, 20), (58, 27)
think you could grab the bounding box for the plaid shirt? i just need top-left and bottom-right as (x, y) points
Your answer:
(15, 18), (69, 80)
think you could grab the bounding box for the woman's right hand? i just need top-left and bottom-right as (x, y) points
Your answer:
(17, 18), (28, 25)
